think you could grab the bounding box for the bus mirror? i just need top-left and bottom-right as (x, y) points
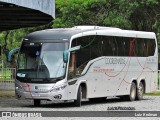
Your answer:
(7, 48), (19, 62)
(63, 46), (81, 63)
(63, 50), (69, 63)
(69, 45), (81, 52)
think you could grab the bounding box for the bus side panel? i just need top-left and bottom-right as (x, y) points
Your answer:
(83, 57), (129, 98)
(145, 56), (158, 93)
(82, 56), (157, 98)
(67, 83), (77, 100)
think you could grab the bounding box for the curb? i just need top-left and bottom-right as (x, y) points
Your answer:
(153, 90), (160, 93)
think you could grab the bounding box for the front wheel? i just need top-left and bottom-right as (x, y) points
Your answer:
(74, 86), (82, 107)
(136, 82), (144, 100)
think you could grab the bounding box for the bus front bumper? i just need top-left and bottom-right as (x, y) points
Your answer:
(15, 89), (68, 101)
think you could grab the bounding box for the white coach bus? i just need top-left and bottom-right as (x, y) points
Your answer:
(15, 26), (158, 106)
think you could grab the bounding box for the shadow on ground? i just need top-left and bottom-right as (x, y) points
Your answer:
(24, 97), (151, 108)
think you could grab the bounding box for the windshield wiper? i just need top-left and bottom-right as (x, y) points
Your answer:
(48, 76), (64, 82)
(55, 76), (64, 80)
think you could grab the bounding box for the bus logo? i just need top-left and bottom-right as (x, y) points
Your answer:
(35, 86), (38, 89)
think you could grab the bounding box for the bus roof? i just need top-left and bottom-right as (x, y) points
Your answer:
(24, 26), (156, 42)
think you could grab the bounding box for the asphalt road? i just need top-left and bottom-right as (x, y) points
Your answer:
(0, 96), (159, 120)
(0, 96), (160, 110)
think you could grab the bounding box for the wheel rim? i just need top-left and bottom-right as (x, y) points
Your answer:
(131, 83), (136, 99)
(138, 83), (144, 98)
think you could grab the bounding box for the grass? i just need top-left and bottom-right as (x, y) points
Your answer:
(0, 69), (15, 81)
(0, 78), (15, 81)
(158, 72), (160, 89)
(145, 93), (160, 96)
(145, 89), (160, 96)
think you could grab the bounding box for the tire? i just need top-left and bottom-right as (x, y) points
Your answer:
(126, 82), (136, 101)
(74, 86), (82, 107)
(136, 82), (144, 100)
(34, 99), (41, 107)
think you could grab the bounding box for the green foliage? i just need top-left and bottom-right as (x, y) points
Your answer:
(53, 0), (160, 31)
(53, 0), (91, 27)
(0, 24), (52, 67)
(53, 0), (160, 64)
(1, 0), (160, 67)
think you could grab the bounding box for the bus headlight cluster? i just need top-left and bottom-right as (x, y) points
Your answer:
(50, 85), (67, 92)
(15, 84), (23, 91)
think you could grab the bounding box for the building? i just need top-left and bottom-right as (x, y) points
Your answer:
(0, 0), (55, 31)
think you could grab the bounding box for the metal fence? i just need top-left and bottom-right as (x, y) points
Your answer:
(0, 68), (15, 91)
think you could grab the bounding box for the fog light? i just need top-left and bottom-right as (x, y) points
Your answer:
(54, 94), (62, 99)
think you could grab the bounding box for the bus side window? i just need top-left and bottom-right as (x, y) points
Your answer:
(103, 38), (112, 56)
(143, 41), (147, 57)
(106, 38), (116, 56)
(134, 39), (138, 56)
(139, 39), (145, 57)
(117, 38), (126, 56)
(148, 39), (156, 56)
(68, 52), (76, 80)
(70, 36), (95, 78)
(110, 38), (116, 56)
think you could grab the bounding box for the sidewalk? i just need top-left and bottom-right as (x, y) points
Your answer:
(153, 89), (160, 94)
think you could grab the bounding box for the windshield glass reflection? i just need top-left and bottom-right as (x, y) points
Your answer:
(17, 42), (68, 79)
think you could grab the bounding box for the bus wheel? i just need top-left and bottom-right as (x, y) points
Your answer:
(127, 82), (136, 101)
(34, 99), (41, 107)
(74, 86), (82, 107)
(136, 82), (144, 100)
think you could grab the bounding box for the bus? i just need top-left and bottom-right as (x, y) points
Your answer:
(15, 26), (158, 107)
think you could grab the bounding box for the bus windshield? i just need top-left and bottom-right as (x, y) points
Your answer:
(17, 42), (68, 80)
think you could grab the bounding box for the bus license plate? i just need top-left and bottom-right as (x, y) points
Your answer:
(31, 92), (40, 97)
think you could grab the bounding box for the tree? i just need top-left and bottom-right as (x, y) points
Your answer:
(1, 0), (160, 66)
(0, 23), (52, 67)
(53, 0), (160, 63)
(53, 0), (160, 31)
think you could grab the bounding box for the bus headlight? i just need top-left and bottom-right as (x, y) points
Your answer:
(15, 84), (23, 92)
(50, 85), (67, 92)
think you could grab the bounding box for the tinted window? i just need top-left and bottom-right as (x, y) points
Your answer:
(68, 35), (156, 78)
